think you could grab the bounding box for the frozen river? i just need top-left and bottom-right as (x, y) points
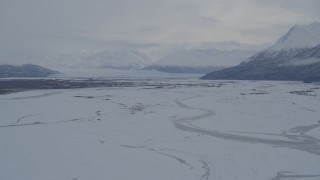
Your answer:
(0, 79), (320, 180)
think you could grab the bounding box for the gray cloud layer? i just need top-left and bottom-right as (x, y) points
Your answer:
(0, 0), (319, 63)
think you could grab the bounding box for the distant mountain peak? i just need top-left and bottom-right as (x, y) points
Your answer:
(38, 50), (153, 70)
(0, 64), (59, 78)
(270, 21), (320, 51)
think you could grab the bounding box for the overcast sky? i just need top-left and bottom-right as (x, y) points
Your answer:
(0, 0), (319, 63)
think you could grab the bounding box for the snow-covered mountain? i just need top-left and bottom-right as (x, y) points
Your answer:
(0, 64), (59, 78)
(202, 22), (320, 82)
(270, 22), (320, 50)
(38, 41), (265, 74)
(180, 41), (270, 51)
(144, 48), (256, 73)
(153, 48), (255, 67)
(143, 65), (224, 74)
(39, 50), (153, 70)
(87, 50), (152, 70)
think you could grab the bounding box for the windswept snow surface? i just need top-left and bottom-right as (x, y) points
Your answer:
(0, 79), (320, 180)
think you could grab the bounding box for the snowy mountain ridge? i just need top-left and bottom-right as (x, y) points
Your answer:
(270, 21), (320, 50)
(0, 64), (59, 78)
(142, 48), (256, 74)
(152, 48), (255, 67)
(39, 50), (153, 70)
(201, 22), (320, 81)
(38, 43), (261, 74)
(87, 50), (152, 70)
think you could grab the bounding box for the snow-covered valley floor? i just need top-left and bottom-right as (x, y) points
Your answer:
(1, 79), (320, 180)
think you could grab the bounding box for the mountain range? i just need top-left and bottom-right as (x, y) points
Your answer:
(201, 22), (320, 82)
(38, 50), (153, 70)
(142, 48), (255, 73)
(36, 42), (263, 74)
(0, 64), (59, 78)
